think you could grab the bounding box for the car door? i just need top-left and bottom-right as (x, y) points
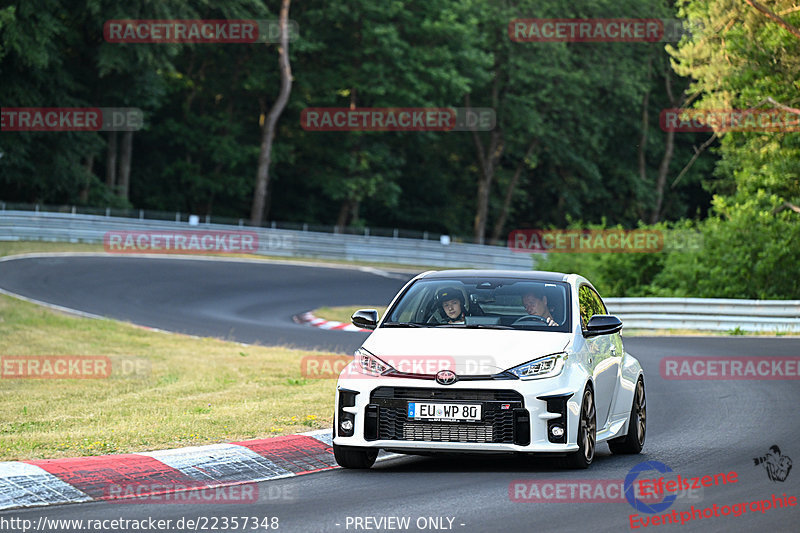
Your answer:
(578, 285), (621, 430)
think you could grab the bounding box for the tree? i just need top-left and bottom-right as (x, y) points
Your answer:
(250, 0), (292, 225)
(467, 0), (688, 243)
(669, 0), (800, 205)
(280, 0), (492, 229)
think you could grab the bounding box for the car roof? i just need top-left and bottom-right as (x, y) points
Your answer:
(418, 270), (570, 282)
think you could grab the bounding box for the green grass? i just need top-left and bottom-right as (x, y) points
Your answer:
(0, 241), (106, 258)
(0, 293), (340, 461)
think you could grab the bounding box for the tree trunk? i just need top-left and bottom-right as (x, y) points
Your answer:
(335, 199), (352, 229)
(250, 0), (293, 226)
(468, 85), (504, 244)
(351, 199), (360, 225)
(650, 64), (682, 223)
(472, 128), (503, 244)
(556, 192), (566, 226)
(490, 139), (539, 244)
(638, 56), (654, 183)
(650, 128), (675, 223)
(105, 131), (117, 193)
(80, 154), (94, 203)
(337, 89), (363, 231)
(474, 176), (492, 243)
(117, 130), (133, 200)
(638, 89), (650, 182)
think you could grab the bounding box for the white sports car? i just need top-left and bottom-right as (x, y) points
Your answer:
(333, 270), (646, 469)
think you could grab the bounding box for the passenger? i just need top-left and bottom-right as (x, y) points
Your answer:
(522, 286), (560, 326)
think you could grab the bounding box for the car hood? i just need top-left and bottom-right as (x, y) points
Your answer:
(361, 328), (572, 375)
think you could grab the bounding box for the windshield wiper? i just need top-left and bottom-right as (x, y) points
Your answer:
(384, 322), (517, 330)
(464, 324), (515, 330)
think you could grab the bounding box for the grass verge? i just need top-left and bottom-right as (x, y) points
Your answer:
(0, 292), (339, 461)
(0, 241), (106, 257)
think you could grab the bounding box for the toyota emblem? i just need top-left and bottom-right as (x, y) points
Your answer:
(435, 370), (457, 385)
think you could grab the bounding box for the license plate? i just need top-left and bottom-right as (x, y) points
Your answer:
(407, 402), (482, 421)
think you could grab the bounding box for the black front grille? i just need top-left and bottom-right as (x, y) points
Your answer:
(403, 423), (494, 442)
(372, 387), (523, 402)
(369, 387), (525, 444)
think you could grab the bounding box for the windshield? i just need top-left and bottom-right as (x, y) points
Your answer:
(383, 277), (571, 332)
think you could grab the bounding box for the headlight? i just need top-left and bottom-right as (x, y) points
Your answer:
(506, 352), (566, 380)
(354, 348), (394, 376)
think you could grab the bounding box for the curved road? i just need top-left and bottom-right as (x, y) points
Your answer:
(0, 254), (412, 353)
(1, 255), (798, 532)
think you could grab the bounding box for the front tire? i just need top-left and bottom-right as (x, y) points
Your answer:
(333, 443), (378, 469)
(609, 377), (646, 454)
(566, 387), (596, 469)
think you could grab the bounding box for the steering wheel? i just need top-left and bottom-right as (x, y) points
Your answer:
(512, 314), (550, 325)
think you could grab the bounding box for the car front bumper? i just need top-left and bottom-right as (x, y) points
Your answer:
(333, 365), (588, 454)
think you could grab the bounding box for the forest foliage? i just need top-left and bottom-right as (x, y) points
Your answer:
(1, 0), (798, 296)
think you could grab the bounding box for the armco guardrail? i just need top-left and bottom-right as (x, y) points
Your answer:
(605, 298), (800, 333)
(2, 210), (798, 332)
(0, 210), (533, 270)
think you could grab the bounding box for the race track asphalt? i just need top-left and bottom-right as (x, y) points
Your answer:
(1, 255), (798, 532)
(0, 255), (412, 353)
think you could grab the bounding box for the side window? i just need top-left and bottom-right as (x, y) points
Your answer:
(589, 288), (607, 316)
(578, 285), (606, 329)
(578, 286), (593, 329)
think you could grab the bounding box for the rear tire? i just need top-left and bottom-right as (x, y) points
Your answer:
(609, 377), (646, 455)
(333, 443), (378, 469)
(565, 387), (596, 469)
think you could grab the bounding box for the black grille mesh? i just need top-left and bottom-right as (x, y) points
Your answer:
(370, 387), (522, 444)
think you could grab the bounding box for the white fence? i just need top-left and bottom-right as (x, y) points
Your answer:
(605, 298), (800, 333)
(0, 210), (533, 270)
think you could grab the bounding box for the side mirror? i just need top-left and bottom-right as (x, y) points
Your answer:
(351, 309), (379, 330)
(584, 314), (623, 337)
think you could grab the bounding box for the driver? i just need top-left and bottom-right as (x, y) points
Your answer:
(435, 287), (466, 324)
(522, 286), (559, 326)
